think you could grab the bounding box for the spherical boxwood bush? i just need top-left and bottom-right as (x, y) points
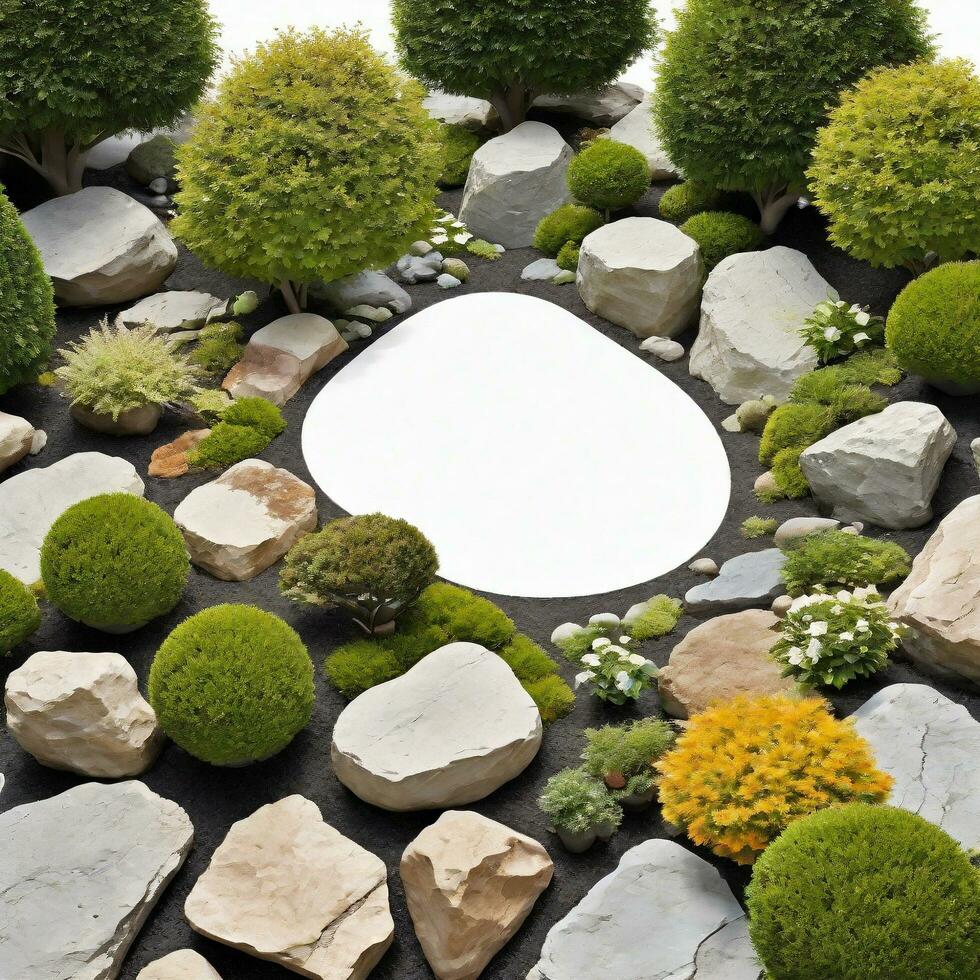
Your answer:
(679, 211), (764, 269)
(0, 189), (56, 395)
(657, 182), (722, 223)
(886, 261), (980, 394)
(655, 694), (893, 863)
(556, 242), (580, 273)
(567, 140), (649, 214)
(40, 494), (189, 631)
(149, 604), (314, 765)
(746, 804), (980, 980)
(0, 570), (41, 655)
(533, 204), (604, 257)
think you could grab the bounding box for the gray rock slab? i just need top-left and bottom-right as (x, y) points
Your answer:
(311, 270), (412, 314)
(685, 548), (786, 613)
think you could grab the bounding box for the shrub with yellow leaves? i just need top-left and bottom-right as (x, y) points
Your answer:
(655, 693), (892, 864)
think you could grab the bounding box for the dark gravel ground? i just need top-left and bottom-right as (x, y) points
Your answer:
(2, 145), (979, 980)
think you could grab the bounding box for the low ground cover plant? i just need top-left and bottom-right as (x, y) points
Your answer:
(0, 570), (41, 654)
(533, 204), (604, 258)
(573, 635), (658, 705)
(679, 211), (763, 269)
(800, 299), (884, 363)
(780, 531), (912, 596)
(741, 516), (777, 539)
(189, 321), (244, 376)
(581, 719), (675, 802)
(185, 396), (285, 470)
(555, 596), (682, 662)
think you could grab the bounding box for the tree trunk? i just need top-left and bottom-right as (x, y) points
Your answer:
(754, 185), (800, 236)
(905, 253), (939, 277)
(38, 130), (86, 195)
(489, 84), (531, 132)
(279, 280), (302, 315)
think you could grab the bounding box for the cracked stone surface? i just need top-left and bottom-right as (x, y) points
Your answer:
(525, 839), (760, 980)
(185, 795), (393, 980)
(684, 549), (786, 614)
(135, 949), (223, 979)
(0, 780), (193, 980)
(852, 684), (979, 849)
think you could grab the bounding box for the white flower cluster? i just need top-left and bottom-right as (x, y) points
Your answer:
(800, 298), (884, 363)
(430, 211), (473, 248)
(574, 635), (658, 703)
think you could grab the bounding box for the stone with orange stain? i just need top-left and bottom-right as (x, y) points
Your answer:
(148, 429), (211, 478)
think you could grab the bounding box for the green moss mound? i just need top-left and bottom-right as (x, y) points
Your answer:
(567, 139), (649, 213)
(40, 494), (189, 630)
(556, 241), (580, 272)
(436, 123), (481, 188)
(679, 211), (764, 269)
(533, 204), (604, 257)
(747, 804), (980, 980)
(759, 403), (835, 467)
(658, 182), (721, 223)
(186, 396), (285, 469)
(0, 569), (41, 654)
(628, 595), (683, 641)
(780, 530), (911, 596)
(190, 320), (244, 375)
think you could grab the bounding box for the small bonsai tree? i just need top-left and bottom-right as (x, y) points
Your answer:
(0, 189), (55, 395)
(392, 0), (658, 131)
(809, 60), (980, 274)
(173, 28), (440, 314)
(567, 140), (649, 219)
(653, 0), (932, 233)
(0, 0), (218, 195)
(0, 570), (41, 655)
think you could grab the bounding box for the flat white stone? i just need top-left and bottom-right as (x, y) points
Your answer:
(0, 451), (144, 583)
(607, 95), (678, 180)
(526, 839), (760, 980)
(640, 335), (685, 361)
(116, 291), (226, 332)
(533, 83), (645, 126)
(302, 293), (730, 597)
(136, 950), (222, 979)
(773, 516), (841, 548)
(331, 643), (543, 811)
(0, 410), (35, 473)
(852, 684), (979, 849)
(424, 90), (498, 131)
(0, 780), (193, 980)
(522, 258), (563, 281)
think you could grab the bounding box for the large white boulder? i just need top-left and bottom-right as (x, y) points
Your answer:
(526, 840), (760, 980)
(852, 684), (979, 849)
(21, 186), (178, 306)
(332, 642), (542, 811)
(689, 247), (831, 404)
(800, 402), (955, 529)
(0, 780), (193, 980)
(174, 459), (317, 581)
(607, 96), (678, 180)
(135, 950), (222, 980)
(0, 410), (35, 474)
(116, 290), (226, 333)
(424, 90), (498, 131)
(459, 122), (573, 248)
(533, 83), (645, 127)
(185, 796), (393, 980)
(5, 650), (163, 778)
(577, 217), (703, 338)
(0, 452), (144, 583)
(401, 810), (554, 980)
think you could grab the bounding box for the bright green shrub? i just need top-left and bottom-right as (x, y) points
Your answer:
(809, 60), (980, 273)
(818, 347), (903, 388)
(789, 372), (888, 424)
(567, 140), (649, 214)
(755, 447), (812, 503)
(780, 530), (912, 596)
(741, 516), (777, 539)
(149, 604), (314, 766)
(654, 0), (932, 233)
(466, 239), (501, 261)
(40, 494), (189, 630)
(658, 182), (721, 223)
(679, 211), (763, 269)
(190, 321), (244, 375)
(0, 569), (41, 654)
(436, 123), (481, 187)
(533, 204), (604, 257)
(582, 719), (676, 796)
(524, 674), (576, 724)
(173, 28), (440, 313)
(497, 633), (558, 683)
(393, 0), (657, 131)
(747, 804), (980, 979)
(221, 396), (286, 439)
(759, 403), (835, 466)
(628, 596), (683, 641)
(186, 397), (285, 470)
(0, 190), (55, 395)
(538, 767), (623, 834)
(886, 262), (980, 392)
(556, 242), (580, 272)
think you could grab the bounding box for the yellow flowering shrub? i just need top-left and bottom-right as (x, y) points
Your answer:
(656, 694), (892, 864)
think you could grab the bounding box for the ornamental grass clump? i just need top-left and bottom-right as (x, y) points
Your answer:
(656, 694), (893, 864)
(772, 587), (903, 688)
(679, 211), (764, 269)
(581, 719), (676, 803)
(800, 299), (884, 364)
(747, 804), (980, 980)
(0, 570), (41, 655)
(149, 604), (314, 766)
(780, 531), (912, 596)
(567, 140), (649, 217)
(533, 204), (604, 257)
(741, 516), (777, 539)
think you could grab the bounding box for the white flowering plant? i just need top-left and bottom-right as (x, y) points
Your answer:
(771, 587), (903, 688)
(800, 299), (885, 364)
(427, 210), (474, 251)
(573, 636), (659, 705)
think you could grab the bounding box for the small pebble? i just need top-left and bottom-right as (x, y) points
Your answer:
(688, 558), (718, 576)
(640, 336), (685, 362)
(344, 304), (392, 323)
(771, 594), (793, 617)
(437, 274), (461, 289)
(29, 430), (47, 455)
(754, 470), (778, 495)
(721, 414), (742, 433)
(441, 258), (470, 282)
(148, 177), (169, 195)
(354, 322), (373, 339)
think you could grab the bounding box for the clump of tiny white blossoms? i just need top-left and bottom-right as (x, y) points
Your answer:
(574, 635), (659, 704)
(800, 299), (885, 363)
(771, 586), (903, 688)
(428, 210), (473, 250)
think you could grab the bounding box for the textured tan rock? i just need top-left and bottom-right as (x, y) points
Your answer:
(658, 610), (792, 718)
(0, 411), (35, 473)
(136, 949), (222, 979)
(401, 811), (553, 980)
(149, 429), (211, 478)
(185, 796), (393, 979)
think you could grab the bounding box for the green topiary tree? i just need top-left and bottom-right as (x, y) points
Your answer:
(809, 60), (980, 274)
(0, 570), (41, 655)
(567, 140), (649, 218)
(173, 28), (440, 314)
(0, 189), (55, 395)
(653, 0), (932, 233)
(747, 804), (980, 979)
(0, 0), (218, 195)
(392, 0), (658, 131)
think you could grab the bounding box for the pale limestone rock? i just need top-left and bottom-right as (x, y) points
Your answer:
(607, 96), (678, 180)
(533, 83), (645, 127)
(135, 950), (222, 980)
(0, 452), (144, 583)
(331, 643), (542, 811)
(5, 650), (163, 778)
(550, 623), (583, 644)
(424, 90), (499, 131)
(640, 335), (685, 362)
(577, 217), (702, 339)
(689, 247), (831, 404)
(401, 810), (554, 980)
(174, 459), (317, 581)
(185, 796), (393, 980)
(522, 258), (563, 281)
(459, 123), (573, 248)
(773, 516), (841, 548)
(800, 402), (955, 529)
(116, 291), (226, 332)
(0, 780), (193, 980)
(30, 429), (47, 454)
(688, 557), (719, 576)
(21, 187), (177, 306)
(0, 411), (35, 473)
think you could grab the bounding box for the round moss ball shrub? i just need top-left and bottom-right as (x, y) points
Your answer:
(886, 261), (980, 394)
(567, 140), (649, 214)
(149, 604), (314, 765)
(533, 204), (604, 257)
(657, 182), (722, 223)
(0, 570), (41, 655)
(0, 190), (56, 395)
(556, 242), (580, 273)
(679, 211), (764, 270)
(40, 494), (189, 631)
(747, 804), (980, 980)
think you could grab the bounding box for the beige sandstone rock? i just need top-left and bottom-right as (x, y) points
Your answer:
(149, 429), (211, 478)
(401, 811), (553, 980)
(136, 949), (223, 979)
(185, 796), (393, 980)
(0, 411), (35, 473)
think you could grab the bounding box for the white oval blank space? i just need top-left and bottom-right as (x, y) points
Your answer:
(302, 292), (731, 598)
